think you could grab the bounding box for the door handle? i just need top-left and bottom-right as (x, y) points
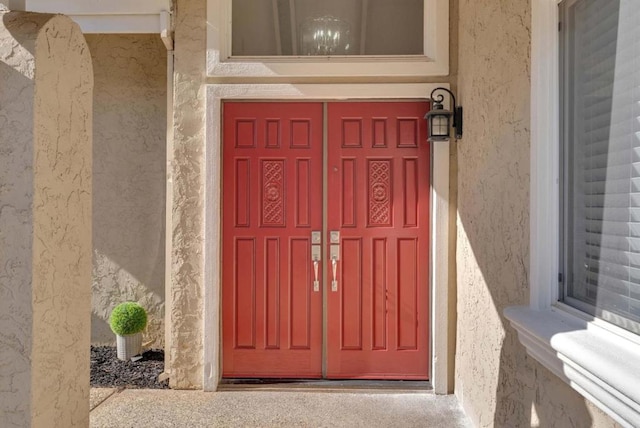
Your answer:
(330, 242), (340, 292)
(331, 256), (338, 292)
(311, 246), (321, 292)
(313, 260), (320, 292)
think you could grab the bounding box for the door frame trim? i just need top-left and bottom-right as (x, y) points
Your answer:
(204, 83), (452, 393)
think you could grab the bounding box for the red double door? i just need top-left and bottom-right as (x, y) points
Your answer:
(222, 101), (430, 379)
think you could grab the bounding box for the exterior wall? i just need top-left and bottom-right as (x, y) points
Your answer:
(0, 11), (92, 427)
(455, 1), (619, 426)
(86, 34), (167, 348)
(0, 10), (36, 423)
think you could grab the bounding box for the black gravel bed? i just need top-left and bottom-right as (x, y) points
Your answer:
(90, 346), (169, 389)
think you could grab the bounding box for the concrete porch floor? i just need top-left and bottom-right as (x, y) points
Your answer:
(90, 387), (471, 427)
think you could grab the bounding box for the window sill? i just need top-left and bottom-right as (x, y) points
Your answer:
(205, 56), (450, 79)
(504, 305), (640, 428)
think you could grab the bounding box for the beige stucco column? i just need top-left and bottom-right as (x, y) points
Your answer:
(167, 0), (206, 389)
(0, 9), (93, 428)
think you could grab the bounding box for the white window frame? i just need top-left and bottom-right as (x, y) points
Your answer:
(504, 1), (640, 427)
(206, 0), (449, 77)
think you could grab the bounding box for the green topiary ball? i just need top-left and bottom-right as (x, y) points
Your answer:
(109, 302), (147, 336)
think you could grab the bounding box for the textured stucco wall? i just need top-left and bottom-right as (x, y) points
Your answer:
(170, 0), (206, 388)
(0, 10), (92, 427)
(455, 1), (619, 426)
(0, 10), (37, 425)
(86, 34), (167, 348)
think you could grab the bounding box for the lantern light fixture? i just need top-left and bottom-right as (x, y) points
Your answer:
(424, 87), (463, 142)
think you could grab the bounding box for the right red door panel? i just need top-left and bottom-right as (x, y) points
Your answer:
(326, 102), (430, 379)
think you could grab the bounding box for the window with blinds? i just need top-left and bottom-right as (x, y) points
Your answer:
(561, 0), (640, 333)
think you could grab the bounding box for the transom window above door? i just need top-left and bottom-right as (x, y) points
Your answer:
(231, 0), (423, 56)
(206, 0), (449, 77)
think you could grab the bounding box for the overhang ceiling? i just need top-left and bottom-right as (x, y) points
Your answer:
(25, 0), (171, 34)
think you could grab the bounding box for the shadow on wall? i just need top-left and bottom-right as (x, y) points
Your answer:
(456, 127), (596, 427)
(87, 34), (167, 348)
(92, 312), (111, 342)
(0, 15), (40, 423)
(454, 0), (598, 426)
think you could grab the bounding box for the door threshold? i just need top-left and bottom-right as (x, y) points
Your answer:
(219, 379), (432, 393)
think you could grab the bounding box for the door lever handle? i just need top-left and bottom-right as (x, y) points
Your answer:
(330, 242), (340, 292)
(313, 260), (320, 292)
(311, 244), (321, 292)
(331, 256), (338, 292)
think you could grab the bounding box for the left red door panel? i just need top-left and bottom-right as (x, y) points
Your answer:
(222, 102), (323, 378)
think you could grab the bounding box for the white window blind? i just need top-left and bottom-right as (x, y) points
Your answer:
(563, 0), (640, 332)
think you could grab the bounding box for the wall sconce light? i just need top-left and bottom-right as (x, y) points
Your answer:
(424, 87), (463, 142)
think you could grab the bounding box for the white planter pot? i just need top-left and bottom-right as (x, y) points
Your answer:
(116, 332), (142, 361)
